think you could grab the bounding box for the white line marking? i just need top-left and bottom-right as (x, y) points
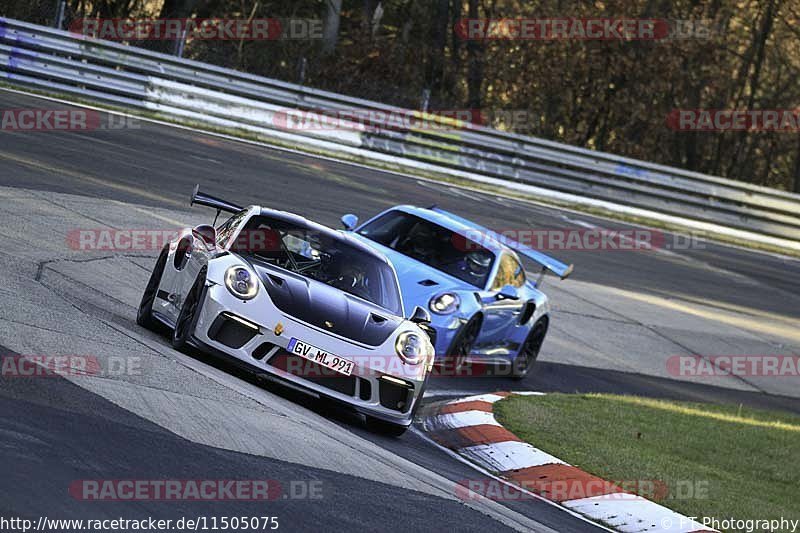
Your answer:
(430, 410), (501, 429)
(459, 441), (565, 472)
(448, 393), (509, 404)
(563, 494), (714, 532)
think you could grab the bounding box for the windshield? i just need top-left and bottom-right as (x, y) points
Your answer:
(357, 211), (495, 289)
(231, 215), (402, 315)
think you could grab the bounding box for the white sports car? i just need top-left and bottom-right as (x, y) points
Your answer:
(136, 186), (435, 435)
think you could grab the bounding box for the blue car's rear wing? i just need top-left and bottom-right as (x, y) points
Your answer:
(475, 229), (574, 280)
(510, 241), (574, 280)
(431, 207), (574, 280)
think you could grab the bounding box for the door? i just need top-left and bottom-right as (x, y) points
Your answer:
(477, 252), (527, 352)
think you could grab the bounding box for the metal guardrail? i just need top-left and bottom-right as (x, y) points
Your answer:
(2, 17), (800, 242)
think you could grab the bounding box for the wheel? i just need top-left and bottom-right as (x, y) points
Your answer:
(443, 315), (482, 373)
(511, 318), (548, 380)
(137, 247), (169, 331)
(171, 268), (207, 350)
(365, 416), (409, 437)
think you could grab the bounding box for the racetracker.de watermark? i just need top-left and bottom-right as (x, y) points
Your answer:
(272, 108), (485, 132)
(69, 18), (323, 41)
(0, 355), (141, 378)
(454, 18), (714, 40)
(667, 109), (800, 131)
(67, 229), (283, 252)
(667, 355), (800, 378)
(0, 109), (138, 132)
(454, 228), (706, 252)
(455, 479), (709, 502)
(68, 479), (322, 501)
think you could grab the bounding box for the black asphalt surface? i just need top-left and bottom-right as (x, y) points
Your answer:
(1, 89), (799, 532)
(0, 346), (521, 533)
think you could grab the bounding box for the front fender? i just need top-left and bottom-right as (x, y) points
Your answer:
(205, 252), (249, 286)
(426, 289), (483, 356)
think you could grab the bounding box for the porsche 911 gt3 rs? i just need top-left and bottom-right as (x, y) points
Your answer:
(341, 205), (573, 379)
(136, 186), (435, 435)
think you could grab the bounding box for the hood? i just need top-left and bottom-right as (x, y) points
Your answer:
(246, 259), (402, 347)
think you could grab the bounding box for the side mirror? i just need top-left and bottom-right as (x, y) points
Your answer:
(409, 305), (431, 325)
(192, 224), (216, 248)
(496, 284), (520, 301)
(341, 214), (359, 231)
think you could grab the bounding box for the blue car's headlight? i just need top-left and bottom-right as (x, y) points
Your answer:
(224, 266), (259, 300)
(429, 292), (460, 315)
(395, 332), (434, 365)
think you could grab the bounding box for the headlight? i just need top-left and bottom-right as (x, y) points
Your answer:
(395, 331), (434, 365)
(224, 266), (259, 300)
(429, 292), (460, 315)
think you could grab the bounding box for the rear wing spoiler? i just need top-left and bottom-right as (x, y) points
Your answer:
(191, 184), (243, 215)
(479, 229), (573, 280)
(511, 241), (574, 280)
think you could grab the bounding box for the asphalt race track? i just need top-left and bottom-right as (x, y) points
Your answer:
(1, 89), (799, 532)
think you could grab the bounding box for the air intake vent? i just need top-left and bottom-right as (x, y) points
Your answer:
(252, 342), (275, 360)
(519, 301), (536, 325)
(418, 279), (439, 286)
(208, 313), (258, 349)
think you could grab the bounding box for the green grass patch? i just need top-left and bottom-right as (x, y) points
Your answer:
(494, 393), (799, 524)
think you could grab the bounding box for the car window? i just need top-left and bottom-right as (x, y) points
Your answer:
(232, 215), (403, 315)
(215, 209), (249, 247)
(491, 253), (526, 290)
(358, 211), (495, 289)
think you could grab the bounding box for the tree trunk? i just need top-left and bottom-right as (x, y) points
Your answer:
(322, 0), (343, 55)
(425, 0), (449, 108)
(146, 0), (198, 54)
(465, 0), (483, 109)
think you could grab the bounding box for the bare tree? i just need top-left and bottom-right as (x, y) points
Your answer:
(322, 0), (342, 54)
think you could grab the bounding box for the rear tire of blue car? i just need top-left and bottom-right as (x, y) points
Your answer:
(511, 318), (548, 380)
(137, 246), (169, 331)
(172, 268), (207, 351)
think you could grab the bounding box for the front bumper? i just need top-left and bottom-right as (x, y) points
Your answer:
(193, 283), (427, 426)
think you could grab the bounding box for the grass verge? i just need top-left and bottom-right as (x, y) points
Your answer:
(494, 393), (799, 523)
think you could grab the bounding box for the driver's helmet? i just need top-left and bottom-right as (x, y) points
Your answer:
(410, 224), (436, 255)
(465, 251), (492, 278)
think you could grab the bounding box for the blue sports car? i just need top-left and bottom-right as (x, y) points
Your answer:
(341, 205), (573, 379)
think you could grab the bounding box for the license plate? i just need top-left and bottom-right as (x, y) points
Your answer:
(287, 338), (354, 377)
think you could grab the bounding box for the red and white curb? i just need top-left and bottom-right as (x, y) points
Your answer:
(421, 392), (715, 533)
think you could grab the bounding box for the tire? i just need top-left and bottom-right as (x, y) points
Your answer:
(136, 247), (169, 331)
(511, 318), (548, 380)
(171, 268), (207, 351)
(442, 315), (482, 373)
(365, 416), (409, 437)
